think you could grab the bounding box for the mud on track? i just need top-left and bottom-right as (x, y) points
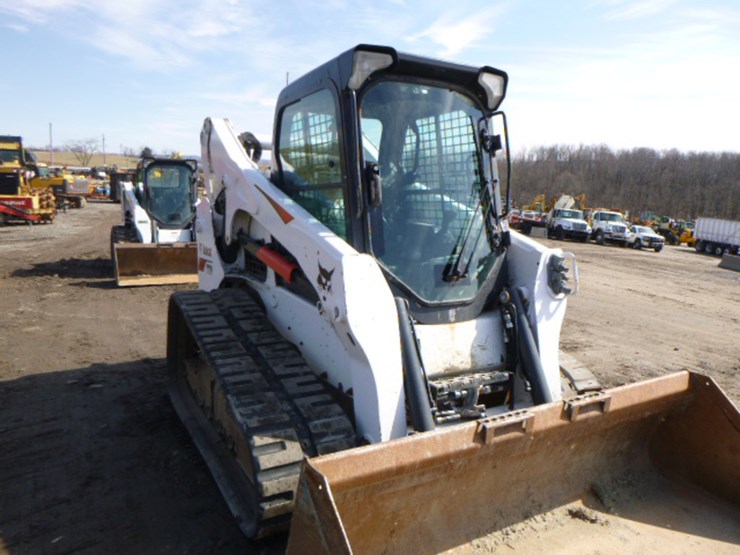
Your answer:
(0, 204), (737, 553)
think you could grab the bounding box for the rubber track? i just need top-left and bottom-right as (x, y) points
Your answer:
(170, 288), (356, 538)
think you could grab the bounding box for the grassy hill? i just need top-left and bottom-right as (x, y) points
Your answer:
(31, 150), (139, 169)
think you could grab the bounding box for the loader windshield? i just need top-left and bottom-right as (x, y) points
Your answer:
(361, 80), (504, 304)
(143, 164), (195, 228)
(0, 147), (21, 164)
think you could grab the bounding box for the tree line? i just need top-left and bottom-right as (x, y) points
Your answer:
(509, 145), (739, 221)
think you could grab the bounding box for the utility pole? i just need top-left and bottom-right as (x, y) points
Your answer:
(49, 123), (53, 166)
(102, 133), (106, 166)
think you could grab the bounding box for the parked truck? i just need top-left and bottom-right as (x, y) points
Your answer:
(545, 195), (591, 241)
(627, 224), (664, 252)
(694, 217), (740, 256)
(589, 209), (630, 246)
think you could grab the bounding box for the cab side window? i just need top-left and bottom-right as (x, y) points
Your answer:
(277, 89), (347, 239)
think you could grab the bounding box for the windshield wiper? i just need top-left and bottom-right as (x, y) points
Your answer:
(442, 189), (497, 282)
(442, 120), (499, 283)
(443, 202), (482, 282)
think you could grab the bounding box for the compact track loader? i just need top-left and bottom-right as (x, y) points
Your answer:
(167, 45), (739, 552)
(111, 157), (199, 286)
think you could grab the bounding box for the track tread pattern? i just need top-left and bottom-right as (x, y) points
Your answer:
(170, 288), (356, 538)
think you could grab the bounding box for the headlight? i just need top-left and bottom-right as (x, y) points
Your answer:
(349, 49), (395, 90)
(562, 222), (571, 229)
(478, 71), (507, 110)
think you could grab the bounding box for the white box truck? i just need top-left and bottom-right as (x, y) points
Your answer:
(694, 217), (740, 256)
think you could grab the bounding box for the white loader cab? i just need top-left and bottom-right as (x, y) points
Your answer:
(111, 157), (199, 286)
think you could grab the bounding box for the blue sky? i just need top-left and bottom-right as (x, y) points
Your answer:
(2, 0), (738, 157)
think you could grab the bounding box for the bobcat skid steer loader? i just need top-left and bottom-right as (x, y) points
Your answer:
(111, 156), (199, 286)
(167, 45), (739, 552)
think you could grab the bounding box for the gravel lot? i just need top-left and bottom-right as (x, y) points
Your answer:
(0, 204), (737, 553)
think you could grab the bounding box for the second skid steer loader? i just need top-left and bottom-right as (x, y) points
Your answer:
(111, 156), (199, 286)
(167, 45), (739, 551)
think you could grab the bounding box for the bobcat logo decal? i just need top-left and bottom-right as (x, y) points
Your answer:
(317, 262), (335, 293)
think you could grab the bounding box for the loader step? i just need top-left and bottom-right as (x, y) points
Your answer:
(167, 288), (356, 539)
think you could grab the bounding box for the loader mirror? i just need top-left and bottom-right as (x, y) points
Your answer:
(489, 111), (511, 214)
(480, 130), (502, 154)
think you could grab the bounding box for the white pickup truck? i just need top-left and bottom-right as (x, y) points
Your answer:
(628, 225), (664, 252)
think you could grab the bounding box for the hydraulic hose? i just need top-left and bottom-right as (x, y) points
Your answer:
(395, 298), (436, 432)
(511, 287), (554, 405)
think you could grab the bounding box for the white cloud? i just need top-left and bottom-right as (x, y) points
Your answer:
(4, 0), (738, 154)
(2, 0), (263, 70)
(609, 0), (678, 20)
(408, 5), (508, 58)
(0, 0), (86, 24)
(188, 20), (238, 39)
(3, 23), (30, 32)
(197, 90), (275, 109)
(505, 4), (740, 152)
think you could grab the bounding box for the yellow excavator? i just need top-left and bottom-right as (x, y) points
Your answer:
(166, 45), (739, 552)
(521, 193), (546, 212)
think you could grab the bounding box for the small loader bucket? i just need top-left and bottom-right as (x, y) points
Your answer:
(113, 242), (198, 287)
(287, 371), (739, 554)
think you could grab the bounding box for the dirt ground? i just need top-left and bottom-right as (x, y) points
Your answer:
(545, 231), (739, 400)
(0, 204), (737, 554)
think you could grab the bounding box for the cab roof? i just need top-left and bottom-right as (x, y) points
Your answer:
(276, 44), (507, 113)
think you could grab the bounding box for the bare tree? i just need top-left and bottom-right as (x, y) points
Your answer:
(512, 144), (739, 220)
(121, 146), (138, 158)
(65, 138), (99, 167)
